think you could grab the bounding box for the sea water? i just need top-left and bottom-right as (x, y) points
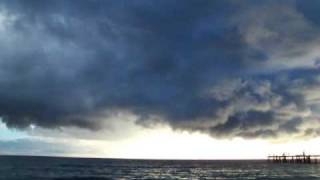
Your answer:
(1, 156), (320, 179)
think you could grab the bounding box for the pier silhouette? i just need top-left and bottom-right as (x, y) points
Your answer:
(268, 152), (320, 164)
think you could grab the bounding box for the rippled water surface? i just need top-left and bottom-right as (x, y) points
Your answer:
(1, 156), (320, 179)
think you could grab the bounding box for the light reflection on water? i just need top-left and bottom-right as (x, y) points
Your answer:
(1, 156), (320, 179)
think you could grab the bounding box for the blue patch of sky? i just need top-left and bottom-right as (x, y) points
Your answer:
(0, 117), (28, 140)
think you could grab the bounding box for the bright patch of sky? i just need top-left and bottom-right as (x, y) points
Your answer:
(1, 117), (319, 159)
(0, 117), (28, 140)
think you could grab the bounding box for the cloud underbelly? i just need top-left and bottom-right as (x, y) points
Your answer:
(0, 1), (320, 139)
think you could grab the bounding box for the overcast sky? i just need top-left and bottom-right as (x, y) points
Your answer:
(1, 0), (320, 159)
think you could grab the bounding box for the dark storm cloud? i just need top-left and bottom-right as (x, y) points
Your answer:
(0, 0), (320, 138)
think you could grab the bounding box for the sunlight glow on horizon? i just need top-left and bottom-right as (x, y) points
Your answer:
(1, 119), (320, 160)
(101, 126), (320, 160)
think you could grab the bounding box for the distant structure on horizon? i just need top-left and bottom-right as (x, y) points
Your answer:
(268, 152), (320, 164)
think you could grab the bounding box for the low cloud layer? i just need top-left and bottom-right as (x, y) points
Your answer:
(0, 138), (71, 156)
(0, 1), (320, 139)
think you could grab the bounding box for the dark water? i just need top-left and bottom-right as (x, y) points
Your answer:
(1, 156), (320, 179)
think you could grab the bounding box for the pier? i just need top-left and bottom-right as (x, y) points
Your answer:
(268, 153), (320, 164)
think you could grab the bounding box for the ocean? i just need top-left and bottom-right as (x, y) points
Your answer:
(1, 156), (320, 179)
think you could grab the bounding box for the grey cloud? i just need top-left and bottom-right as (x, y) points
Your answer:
(0, 0), (320, 139)
(172, 78), (314, 138)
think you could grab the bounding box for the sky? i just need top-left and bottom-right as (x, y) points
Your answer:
(1, 0), (320, 159)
